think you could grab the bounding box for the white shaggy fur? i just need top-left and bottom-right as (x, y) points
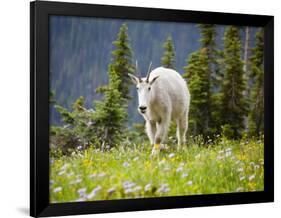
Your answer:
(129, 66), (190, 155)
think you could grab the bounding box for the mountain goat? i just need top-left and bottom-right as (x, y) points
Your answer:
(128, 63), (190, 155)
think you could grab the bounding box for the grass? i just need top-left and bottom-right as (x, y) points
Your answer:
(50, 136), (264, 203)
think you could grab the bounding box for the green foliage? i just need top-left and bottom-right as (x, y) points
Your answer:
(93, 68), (127, 148)
(183, 48), (211, 136)
(248, 29), (264, 136)
(109, 23), (134, 101)
(161, 36), (176, 69)
(50, 97), (98, 154)
(50, 137), (264, 202)
(220, 26), (248, 138)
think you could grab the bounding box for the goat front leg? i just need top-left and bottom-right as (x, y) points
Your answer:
(151, 118), (170, 156)
(146, 120), (156, 145)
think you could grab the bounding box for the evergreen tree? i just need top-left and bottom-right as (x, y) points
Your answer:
(183, 48), (211, 136)
(198, 24), (222, 135)
(198, 24), (219, 79)
(248, 29), (264, 136)
(108, 23), (134, 101)
(93, 67), (127, 148)
(220, 26), (248, 138)
(161, 36), (176, 69)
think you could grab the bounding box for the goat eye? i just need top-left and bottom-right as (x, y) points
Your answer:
(148, 87), (151, 91)
(136, 87), (139, 90)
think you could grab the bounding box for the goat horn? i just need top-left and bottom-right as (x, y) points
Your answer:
(146, 62), (152, 82)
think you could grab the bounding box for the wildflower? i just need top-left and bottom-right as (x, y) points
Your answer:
(67, 172), (74, 177)
(87, 186), (102, 199)
(134, 186), (142, 192)
(249, 175), (255, 181)
(181, 173), (188, 178)
(179, 162), (185, 167)
(237, 168), (244, 172)
(58, 170), (65, 176)
(159, 159), (166, 165)
(77, 188), (87, 197)
(225, 150), (232, 157)
(123, 162), (130, 167)
(107, 187), (116, 195)
(88, 173), (97, 179)
(168, 153), (175, 158)
(163, 167), (170, 172)
(176, 167), (183, 173)
(157, 184), (170, 193)
(133, 156), (139, 161)
(195, 154), (201, 159)
(69, 178), (82, 185)
(186, 181), (193, 186)
(53, 187), (62, 193)
(97, 172), (106, 178)
(254, 164), (260, 170)
(60, 164), (69, 171)
(236, 187), (243, 192)
(144, 183), (152, 192)
(75, 198), (86, 202)
(124, 188), (134, 194)
(49, 180), (54, 185)
(122, 181), (135, 189)
(239, 176), (245, 181)
(77, 145), (83, 150)
(217, 155), (224, 160)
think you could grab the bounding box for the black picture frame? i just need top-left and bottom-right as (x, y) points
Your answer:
(30, 1), (274, 217)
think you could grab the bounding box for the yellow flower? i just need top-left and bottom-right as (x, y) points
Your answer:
(248, 182), (256, 190)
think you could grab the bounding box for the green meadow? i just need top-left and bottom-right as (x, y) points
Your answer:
(50, 137), (264, 203)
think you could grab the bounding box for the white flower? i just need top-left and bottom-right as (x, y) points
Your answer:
(168, 153), (175, 158)
(159, 160), (166, 165)
(58, 170), (65, 176)
(60, 164), (69, 171)
(69, 178), (82, 185)
(88, 173), (97, 179)
(157, 184), (170, 193)
(236, 187), (243, 192)
(87, 186), (102, 199)
(239, 176), (245, 181)
(77, 188), (87, 197)
(123, 162), (130, 167)
(133, 156), (139, 161)
(186, 181), (193, 186)
(124, 188), (134, 194)
(123, 181), (135, 189)
(53, 187), (62, 193)
(98, 172), (106, 178)
(195, 154), (201, 159)
(225, 150), (232, 157)
(249, 175), (255, 181)
(181, 173), (188, 178)
(179, 162), (185, 167)
(107, 187), (116, 194)
(67, 172), (74, 177)
(254, 164), (260, 170)
(176, 167), (183, 173)
(134, 186), (142, 192)
(144, 183), (152, 192)
(237, 168), (244, 172)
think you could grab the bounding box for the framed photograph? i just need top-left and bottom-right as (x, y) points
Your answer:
(30, 1), (274, 217)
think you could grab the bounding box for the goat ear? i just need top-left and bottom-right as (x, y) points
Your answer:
(149, 76), (160, 85)
(128, 73), (139, 85)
